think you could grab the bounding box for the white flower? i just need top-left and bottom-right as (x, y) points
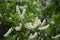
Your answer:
(16, 5), (26, 19)
(37, 19), (49, 30)
(15, 23), (22, 31)
(25, 17), (49, 30)
(29, 32), (38, 40)
(38, 24), (49, 30)
(25, 22), (33, 30)
(16, 5), (20, 14)
(16, 5), (21, 19)
(34, 17), (41, 27)
(40, 19), (46, 26)
(25, 17), (41, 30)
(20, 9), (26, 19)
(3, 27), (13, 37)
(52, 34), (60, 39)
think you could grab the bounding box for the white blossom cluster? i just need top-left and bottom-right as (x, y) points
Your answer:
(25, 17), (49, 30)
(3, 5), (49, 40)
(3, 5), (25, 37)
(25, 17), (41, 30)
(3, 23), (22, 37)
(25, 17), (50, 40)
(52, 34), (60, 39)
(3, 27), (13, 37)
(15, 23), (22, 31)
(16, 5), (26, 19)
(29, 32), (38, 40)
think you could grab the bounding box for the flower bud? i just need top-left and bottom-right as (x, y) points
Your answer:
(29, 32), (38, 39)
(38, 24), (49, 30)
(20, 9), (26, 19)
(41, 19), (46, 26)
(15, 23), (22, 31)
(52, 34), (60, 39)
(3, 27), (13, 37)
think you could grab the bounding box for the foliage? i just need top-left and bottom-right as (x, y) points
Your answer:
(0, 0), (60, 40)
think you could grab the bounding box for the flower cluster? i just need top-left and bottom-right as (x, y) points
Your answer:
(52, 34), (60, 39)
(3, 4), (50, 40)
(25, 17), (49, 30)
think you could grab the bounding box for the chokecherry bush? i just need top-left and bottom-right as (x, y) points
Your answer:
(0, 0), (60, 40)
